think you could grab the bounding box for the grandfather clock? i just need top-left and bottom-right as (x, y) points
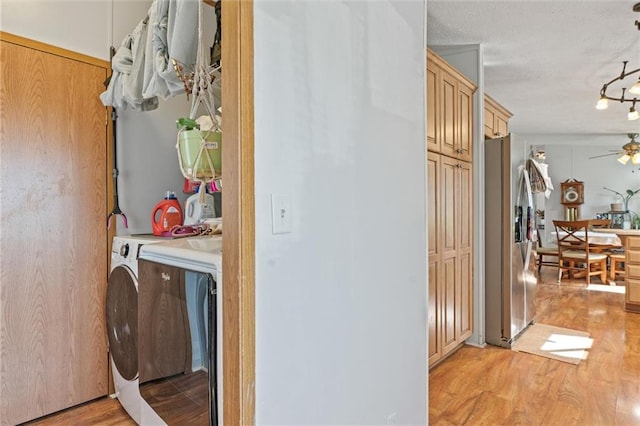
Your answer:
(560, 179), (584, 221)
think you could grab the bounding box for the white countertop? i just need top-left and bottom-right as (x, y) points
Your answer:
(138, 235), (222, 274)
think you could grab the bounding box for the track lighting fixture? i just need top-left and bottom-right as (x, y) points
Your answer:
(596, 4), (640, 120)
(596, 61), (640, 120)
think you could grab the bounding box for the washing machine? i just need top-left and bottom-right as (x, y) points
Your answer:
(106, 235), (167, 425)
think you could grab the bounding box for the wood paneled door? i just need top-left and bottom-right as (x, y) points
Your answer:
(0, 33), (111, 424)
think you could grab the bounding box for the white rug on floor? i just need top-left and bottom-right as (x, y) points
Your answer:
(512, 323), (593, 365)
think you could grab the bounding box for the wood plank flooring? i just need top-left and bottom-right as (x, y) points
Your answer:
(22, 268), (640, 425)
(22, 396), (134, 425)
(22, 369), (210, 425)
(430, 268), (640, 425)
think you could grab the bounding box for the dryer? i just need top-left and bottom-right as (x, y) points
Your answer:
(106, 235), (167, 425)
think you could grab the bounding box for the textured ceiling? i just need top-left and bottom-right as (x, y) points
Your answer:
(427, 1), (640, 136)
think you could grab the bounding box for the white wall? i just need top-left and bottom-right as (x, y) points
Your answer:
(1, 0), (198, 234)
(254, 1), (427, 424)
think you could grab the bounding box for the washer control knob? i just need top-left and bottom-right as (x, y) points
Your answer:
(119, 243), (130, 258)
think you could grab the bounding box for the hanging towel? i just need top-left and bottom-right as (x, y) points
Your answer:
(99, 35), (130, 109)
(122, 15), (154, 109)
(536, 160), (555, 199)
(102, 0), (202, 109)
(149, 0), (199, 99)
(100, 9), (158, 111)
(526, 159), (547, 194)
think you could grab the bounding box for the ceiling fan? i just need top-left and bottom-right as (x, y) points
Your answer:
(589, 133), (640, 164)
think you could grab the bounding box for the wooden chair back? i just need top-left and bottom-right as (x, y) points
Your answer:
(554, 220), (590, 252)
(552, 219), (608, 284)
(536, 230), (559, 274)
(588, 219), (611, 229)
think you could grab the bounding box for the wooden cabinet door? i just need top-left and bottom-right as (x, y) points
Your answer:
(440, 156), (459, 354)
(456, 161), (473, 341)
(484, 106), (495, 139)
(485, 95), (511, 139)
(0, 35), (109, 424)
(427, 153), (442, 364)
(439, 71), (457, 159)
(626, 237), (640, 311)
(426, 63), (439, 153)
(495, 113), (509, 138)
(457, 84), (474, 162)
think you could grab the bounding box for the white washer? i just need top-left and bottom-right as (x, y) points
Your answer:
(106, 235), (167, 425)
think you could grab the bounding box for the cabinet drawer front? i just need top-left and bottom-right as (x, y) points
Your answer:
(627, 263), (640, 279)
(627, 236), (640, 250)
(628, 250), (640, 264)
(627, 279), (640, 304)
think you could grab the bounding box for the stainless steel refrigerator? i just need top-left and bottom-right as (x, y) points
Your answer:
(485, 134), (537, 347)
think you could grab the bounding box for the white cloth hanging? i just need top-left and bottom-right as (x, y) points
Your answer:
(100, 3), (158, 110)
(122, 14), (151, 109)
(101, 0), (200, 109)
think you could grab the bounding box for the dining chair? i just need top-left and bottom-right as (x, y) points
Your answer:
(588, 218), (612, 229)
(553, 220), (608, 284)
(587, 219), (622, 276)
(536, 238), (558, 275)
(609, 252), (626, 281)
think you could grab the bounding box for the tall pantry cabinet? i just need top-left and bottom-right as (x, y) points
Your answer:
(427, 49), (475, 367)
(0, 33), (111, 424)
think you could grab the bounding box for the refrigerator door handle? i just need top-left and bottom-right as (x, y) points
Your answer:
(521, 169), (536, 243)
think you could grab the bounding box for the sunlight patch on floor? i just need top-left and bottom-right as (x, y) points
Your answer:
(587, 283), (626, 294)
(540, 333), (594, 360)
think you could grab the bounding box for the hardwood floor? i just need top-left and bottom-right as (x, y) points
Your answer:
(22, 396), (135, 425)
(22, 268), (639, 425)
(22, 369), (210, 425)
(430, 268), (640, 425)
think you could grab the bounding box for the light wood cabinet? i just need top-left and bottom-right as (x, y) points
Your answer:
(427, 153), (473, 366)
(427, 49), (476, 162)
(484, 94), (512, 139)
(426, 49), (475, 367)
(426, 63), (438, 151)
(0, 33), (111, 424)
(625, 236), (640, 312)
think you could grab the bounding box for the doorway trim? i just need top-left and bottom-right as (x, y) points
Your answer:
(221, 1), (255, 425)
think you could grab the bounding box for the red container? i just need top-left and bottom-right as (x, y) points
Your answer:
(151, 192), (183, 236)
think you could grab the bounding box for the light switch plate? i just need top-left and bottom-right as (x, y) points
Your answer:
(271, 194), (292, 234)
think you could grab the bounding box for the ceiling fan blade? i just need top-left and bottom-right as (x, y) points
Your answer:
(589, 152), (623, 159)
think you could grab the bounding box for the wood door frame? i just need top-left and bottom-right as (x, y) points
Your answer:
(221, 1), (255, 425)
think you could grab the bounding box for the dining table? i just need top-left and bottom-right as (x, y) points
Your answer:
(548, 229), (623, 248)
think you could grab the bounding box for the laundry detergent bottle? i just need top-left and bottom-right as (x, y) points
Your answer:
(151, 191), (184, 236)
(184, 192), (216, 225)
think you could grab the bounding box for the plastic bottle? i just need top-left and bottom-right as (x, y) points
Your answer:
(184, 192), (216, 225)
(151, 191), (184, 236)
